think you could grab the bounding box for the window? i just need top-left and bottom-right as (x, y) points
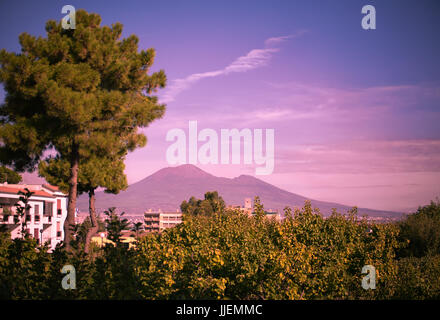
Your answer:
(26, 215), (31, 222)
(34, 228), (40, 244)
(35, 215), (40, 223)
(56, 222), (61, 238)
(43, 201), (53, 216)
(56, 199), (62, 216)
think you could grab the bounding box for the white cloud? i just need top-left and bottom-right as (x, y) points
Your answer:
(160, 32), (306, 103)
(264, 30), (308, 46)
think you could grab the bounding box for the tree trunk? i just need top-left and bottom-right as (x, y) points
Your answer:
(64, 142), (79, 251)
(84, 189), (99, 253)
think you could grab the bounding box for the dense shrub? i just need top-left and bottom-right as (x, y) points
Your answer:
(398, 200), (440, 258)
(391, 255), (440, 299)
(134, 201), (401, 299)
(0, 199), (439, 300)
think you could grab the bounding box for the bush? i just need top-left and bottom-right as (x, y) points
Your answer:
(134, 201), (401, 300)
(392, 255), (440, 299)
(398, 200), (440, 258)
(1, 199), (439, 300)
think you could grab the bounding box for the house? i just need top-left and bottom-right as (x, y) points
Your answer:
(0, 183), (68, 251)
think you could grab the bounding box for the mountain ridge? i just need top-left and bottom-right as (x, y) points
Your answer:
(77, 164), (403, 219)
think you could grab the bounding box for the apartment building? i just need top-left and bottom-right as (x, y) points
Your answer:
(0, 183), (68, 251)
(144, 209), (182, 232)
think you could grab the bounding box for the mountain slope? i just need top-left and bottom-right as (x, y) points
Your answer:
(77, 164), (402, 218)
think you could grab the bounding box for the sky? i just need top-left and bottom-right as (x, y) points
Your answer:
(1, 0), (440, 212)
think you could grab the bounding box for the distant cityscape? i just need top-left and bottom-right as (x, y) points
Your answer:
(1, 179), (289, 247)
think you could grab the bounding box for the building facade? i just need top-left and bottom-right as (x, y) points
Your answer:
(0, 183), (68, 251)
(228, 198), (281, 221)
(144, 209), (182, 232)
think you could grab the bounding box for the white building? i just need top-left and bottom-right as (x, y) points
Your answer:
(144, 209), (182, 232)
(0, 183), (68, 251)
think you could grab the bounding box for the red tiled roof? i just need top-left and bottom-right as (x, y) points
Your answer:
(0, 186), (54, 198)
(42, 184), (60, 192)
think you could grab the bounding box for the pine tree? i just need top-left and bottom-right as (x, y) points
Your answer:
(0, 166), (22, 184)
(39, 152), (128, 252)
(0, 10), (166, 250)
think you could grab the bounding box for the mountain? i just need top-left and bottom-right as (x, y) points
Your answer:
(76, 164), (402, 219)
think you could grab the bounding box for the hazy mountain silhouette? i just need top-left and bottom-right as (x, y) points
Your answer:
(76, 164), (402, 219)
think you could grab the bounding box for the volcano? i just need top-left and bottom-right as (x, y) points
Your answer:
(76, 164), (402, 219)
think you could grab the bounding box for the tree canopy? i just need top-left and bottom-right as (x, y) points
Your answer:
(0, 10), (167, 249)
(0, 166), (22, 184)
(180, 191), (226, 215)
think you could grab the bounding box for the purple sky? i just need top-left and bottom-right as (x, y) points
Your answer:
(1, 0), (440, 212)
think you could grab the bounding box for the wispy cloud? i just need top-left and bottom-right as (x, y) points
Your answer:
(255, 82), (440, 124)
(160, 32), (306, 103)
(277, 139), (440, 174)
(264, 30), (308, 46)
(155, 82), (440, 133)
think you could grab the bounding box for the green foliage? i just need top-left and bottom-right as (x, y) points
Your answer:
(135, 200), (402, 300)
(131, 222), (143, 238)
(38, 153), (128, 251)
(1, 199), (440, 300)
(0, 9), (167, 170)
(38, 155), (128, 195)
(0, 235), (52, 299)
(0, 166), (22, 184)
(390, 255), (440, 299)
(0, 9), (167, 247)
(80, 215), (106, 234)
(14, 188), (34, 238)
(398, 200), (440, 258)
(180, 191), (225, 215)
(67, 216), (104, 251)
(104, 207), (130, 245)
(0, 233), (96, 299)
(88, 242), (139, 299)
